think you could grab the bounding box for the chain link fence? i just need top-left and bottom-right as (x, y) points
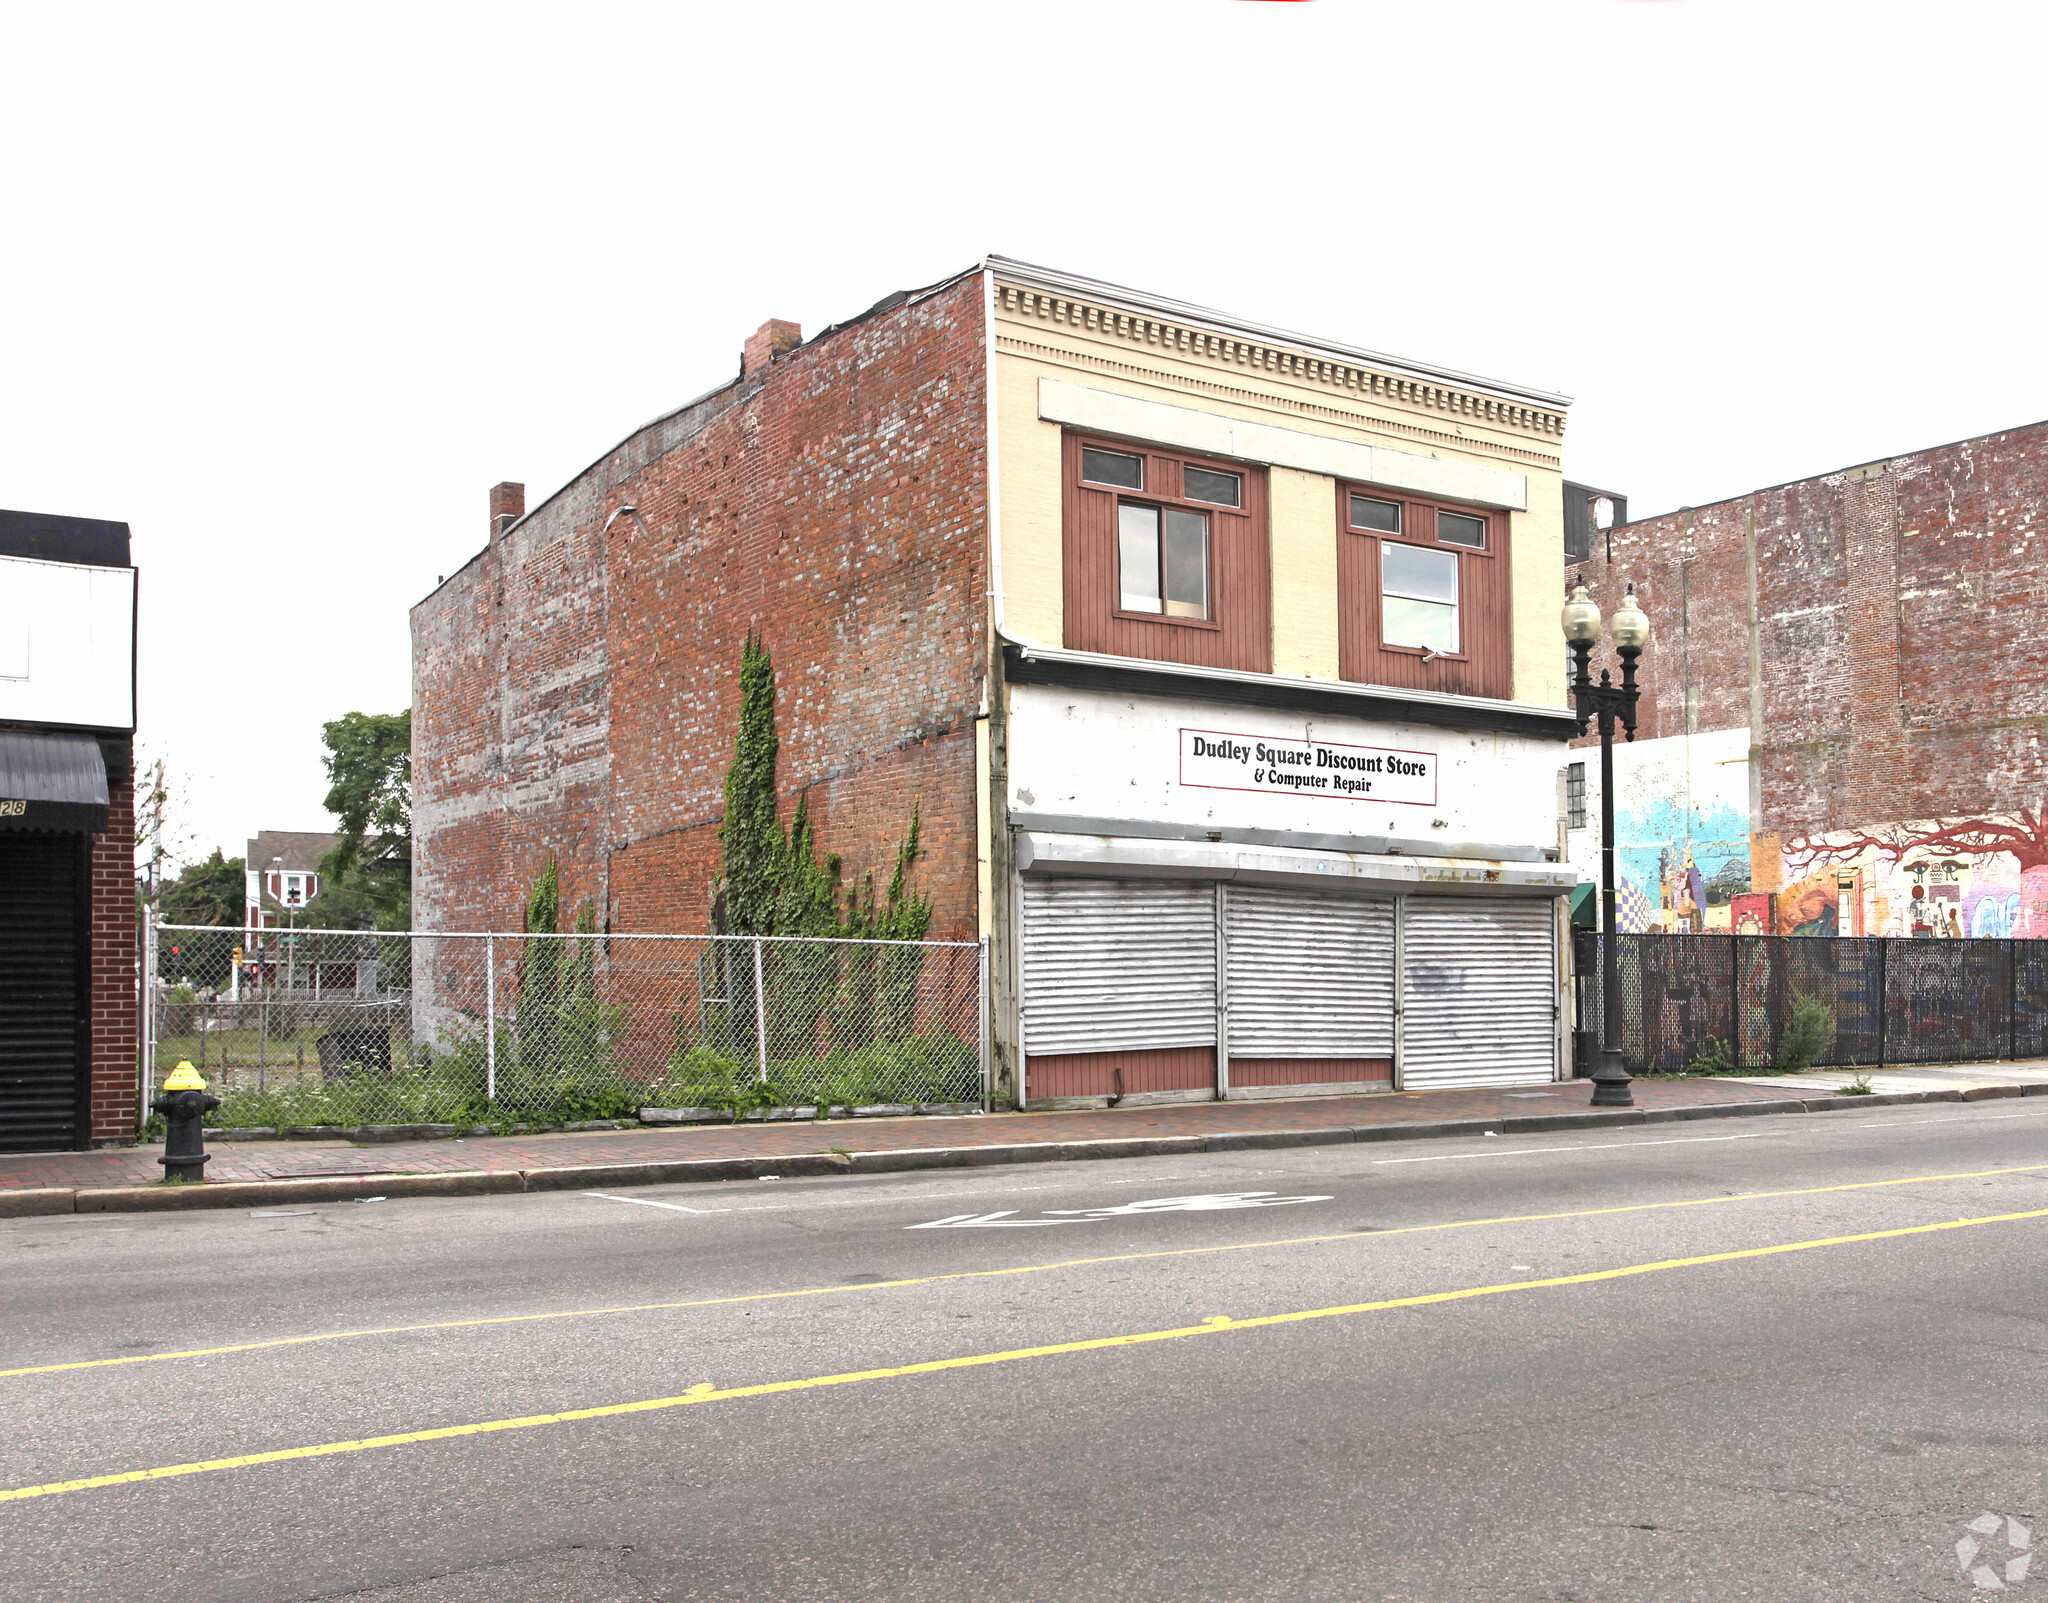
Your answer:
(144, 920), (989, 1129)
(1572, 931), (2048, 1075)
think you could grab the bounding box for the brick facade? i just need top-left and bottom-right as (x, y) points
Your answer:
(412, 274), (989, 940)
(1569, 419), (2048, 936)
(1577, 419), (2048, 840)
(89, 750), (137, 1144)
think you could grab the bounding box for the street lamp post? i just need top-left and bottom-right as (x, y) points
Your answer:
(1562, 580), (1651, 1108)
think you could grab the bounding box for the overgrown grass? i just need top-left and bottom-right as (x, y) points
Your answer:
(170, 1029), (978, 1133)
(646, 1032), (980, 1121)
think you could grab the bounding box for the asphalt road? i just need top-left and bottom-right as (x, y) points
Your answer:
(5, 1099), (2047, 1603)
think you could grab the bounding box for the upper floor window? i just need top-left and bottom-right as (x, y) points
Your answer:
(1336, 484), (1508, 699)
(1381, 541), (1458, 653)
(1063, 434), (1270, 673)
(1566, 761), (1587, 830)
(1118, 503), (1210, 619)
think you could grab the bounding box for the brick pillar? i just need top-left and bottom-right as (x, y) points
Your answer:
(89, 747), (138, 1145)
(1838, 466), (1908, 827)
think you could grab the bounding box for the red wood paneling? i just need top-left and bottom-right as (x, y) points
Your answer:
(1062, 433), (1271, 673)
(1335, 482), (1511, 700)
(1229, 1057), (1392, 1088)
(1027, 1046), (1217, 1099)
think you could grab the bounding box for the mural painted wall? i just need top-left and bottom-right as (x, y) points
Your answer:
(1567, 725), (2048, 938)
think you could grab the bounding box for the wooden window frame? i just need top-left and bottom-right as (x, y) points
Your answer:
(1336, 482), (1510, 697)
(1063, 433), (1271, 672)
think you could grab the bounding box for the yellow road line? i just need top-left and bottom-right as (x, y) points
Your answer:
(7, 1202), (2048, 1506)
(8, 1160), (2047, 1382)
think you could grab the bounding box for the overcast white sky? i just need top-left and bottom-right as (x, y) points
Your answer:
(5, 0), (2043, 867)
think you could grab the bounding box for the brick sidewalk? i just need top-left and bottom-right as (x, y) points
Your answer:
(0, 1077), (1799, 1194)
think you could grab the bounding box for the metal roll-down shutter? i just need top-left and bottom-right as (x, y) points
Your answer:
(0, 834), (90, 1152)
(1226, 887), (1394, 1058)
(1400, 896), (1556, 1089)
(1021, 878), (1216, 1056)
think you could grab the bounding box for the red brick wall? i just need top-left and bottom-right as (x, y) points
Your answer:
(1577, 419), (2048, 838)
(412, 274), (989, 940)
(90, 747), (137, 1144)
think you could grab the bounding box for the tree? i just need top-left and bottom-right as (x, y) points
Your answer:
(303, 709), (412, 929)
(709, 635), (932, 1058)
(717, 635), (780, 936)
(160, 850), (245, 927)
(156, 850), (244, 988)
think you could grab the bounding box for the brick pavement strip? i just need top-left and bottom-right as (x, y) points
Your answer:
(2, 1078), (2041, 1217)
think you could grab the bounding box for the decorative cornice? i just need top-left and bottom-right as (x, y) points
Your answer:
(999, 333), (1562, 471)
(993, 281), (1567, 440)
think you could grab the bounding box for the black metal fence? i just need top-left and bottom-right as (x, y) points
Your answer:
(1571, 933), (2048, 1075)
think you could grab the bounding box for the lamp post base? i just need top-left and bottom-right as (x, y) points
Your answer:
(1587, 1048), (1634, 1108)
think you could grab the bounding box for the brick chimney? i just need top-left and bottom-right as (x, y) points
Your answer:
(742, 320), (802, 379)
(489, 481), (525, 545)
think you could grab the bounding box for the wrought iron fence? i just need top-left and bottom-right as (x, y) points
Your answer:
(143, 919), (990, 1128)
(1572, 931), (2048, 1075)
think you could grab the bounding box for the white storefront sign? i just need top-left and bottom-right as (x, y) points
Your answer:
(1179, 727), (1437, 807)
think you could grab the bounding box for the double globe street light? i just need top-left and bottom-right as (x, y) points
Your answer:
(1561, 580), (1651, 1107)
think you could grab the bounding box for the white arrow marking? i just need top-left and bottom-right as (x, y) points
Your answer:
(1044, 1191), (1333, 1217)
(907, 1192), (1334, 1229)
(906, 1211), (1082, 1229)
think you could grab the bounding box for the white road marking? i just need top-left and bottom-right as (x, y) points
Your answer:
(1855, 1109), (2048, 1127)
(581, 1185), (1058, 1219)
(909, 1191), (1333, 1229)
(584, 1193), (735, 1214)
(1373, 1133), (1772, 1165)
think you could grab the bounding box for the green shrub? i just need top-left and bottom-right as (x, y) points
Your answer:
(1776, 996), (1837, 1072)
(1683, 1036), (1733, 1076)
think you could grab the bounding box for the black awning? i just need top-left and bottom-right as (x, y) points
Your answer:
(0, 731), (110, 834)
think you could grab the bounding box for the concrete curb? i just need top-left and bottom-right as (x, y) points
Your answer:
(11, 1084), (2039, 1217)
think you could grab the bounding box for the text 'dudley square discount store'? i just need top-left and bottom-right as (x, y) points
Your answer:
(1178, 728), (1438, 806)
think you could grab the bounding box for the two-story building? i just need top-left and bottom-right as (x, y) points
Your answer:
(0, 509), (139, 1150)
(412, 258), (1579, 1108)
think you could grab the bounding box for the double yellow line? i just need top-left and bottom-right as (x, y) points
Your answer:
(9, 1199), (2048, 1505)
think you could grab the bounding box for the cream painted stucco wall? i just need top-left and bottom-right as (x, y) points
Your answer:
(989, 274), (1568, 707)
(1268, 467), (1340, 681)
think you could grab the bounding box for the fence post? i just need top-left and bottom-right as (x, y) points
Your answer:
(140, 906), (156, 1122)
(485, 934), (497, 1102)
(2010, 938), (2019, 1062)
(979, 935), (992, 1112)
(1875, 939), (1887, 1069)
(752, 937), (769, 1084)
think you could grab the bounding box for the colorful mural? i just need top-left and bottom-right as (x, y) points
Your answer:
(1567, 729), (2048, 938)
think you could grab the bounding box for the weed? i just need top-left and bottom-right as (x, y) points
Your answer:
(1776, 996), (1837, 1072)
(1684, 1036), (1734, 1076)
(1835, 1073), (1876, 1096)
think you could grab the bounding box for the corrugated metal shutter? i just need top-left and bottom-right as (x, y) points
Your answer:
(1226, 888), (1393, 1057)
(0, 835), (87, 1152)
(1401, 896), (1556, 1089)
(1022, 878), (1216, 1056)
